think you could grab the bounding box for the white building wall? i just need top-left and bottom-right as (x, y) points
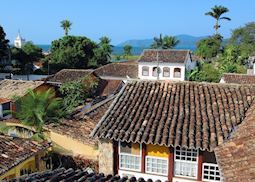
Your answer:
(0, 104), (3, 118)
(138, 62), (186, 81)
(119, 169), (168, 182)
(185, 56), (197, 71)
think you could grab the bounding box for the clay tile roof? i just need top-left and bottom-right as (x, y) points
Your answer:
(137, 49), (190, 63)
(46, 97), (114, 146)
(215, 102), (255, 182)
(93, 62), (138, 79)
(0, 135), (50, 175)
(91, 81), (255, 151)
(46, 69), (94, 83)
(0, 80), (44, 99)
(0, 98), (11, 104)
(222, 73), (255, 84)
(12, 167), (159, 182)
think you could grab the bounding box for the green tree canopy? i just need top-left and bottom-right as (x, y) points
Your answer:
(228, 22), (255, 56)
(205, 5), (231, 34)
(49, 36), (97, 70)
(22, 41), (43, 63)
(195, 35), (223, 59)
(123, 44), (132, 58)
(92, 36), (113, 66)
(59, 75), (99, 113)
(151, 34), (179, 49)
(16, 89), (65, 140)
(60, 19), (72, 36)
(0, 25), (9, 59)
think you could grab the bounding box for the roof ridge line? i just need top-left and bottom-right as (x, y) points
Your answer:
(90, 83), (128, 138)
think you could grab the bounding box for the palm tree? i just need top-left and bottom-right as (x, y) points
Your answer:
(151, 34), (179, 49)
(162, 36), (180, 49)
(205, 5), (231, 34)
(151, 33), (164, 49)
(99, 36), (113, 58)
(123, 44), (132, 58)
(60, 19), (72, 36)
(16, 88), (65, 140)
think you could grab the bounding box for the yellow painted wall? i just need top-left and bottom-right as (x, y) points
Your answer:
(131, 143), (140, 155)
(4, 122), (99, 160)
(146, 144), (169, 158)
(49, 131), (98, 160)
(0, 151), (49, 181)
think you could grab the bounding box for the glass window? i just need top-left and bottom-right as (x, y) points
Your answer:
(174, 147), (198, 178)
(2, 102), (11, 117)
(152, 67), (161, 77)
(174, 68), (181, 78)
(146, 156), (168, 175)
(163, 67), (170, 77)
(142, 66), (149, 76)
(203, 163), (221, 182)
(119, 142), (141, 171)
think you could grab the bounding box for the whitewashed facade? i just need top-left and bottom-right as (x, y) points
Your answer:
(138, 49), (196, 81)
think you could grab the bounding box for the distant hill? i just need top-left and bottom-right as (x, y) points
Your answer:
(116, 34), (207, 52)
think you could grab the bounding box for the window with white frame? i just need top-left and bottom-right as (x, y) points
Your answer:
(146, 156), (168, 175)
(202, 163), (221, 182)
(119, 142), (141, 171)
(174, 147), (198, 178)
(152, 67), (161, 77)
(163, 67), (170, 77)
(142, 66), (149, 76)
(173, 68), (181, 78)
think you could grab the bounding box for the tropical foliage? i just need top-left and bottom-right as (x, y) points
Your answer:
(0, 25), (9, 60)
(92, 36), (113, 66)
(15, 89), (65, 140)
(59, 75), (99, 113)
(151, 34), (179, 49)
(205, 5), (231, 34)
(195, 34), (223, 59)
(48, 36), (97, 72)
(60, 19), (72, 36)
(123, 44), (132, 58)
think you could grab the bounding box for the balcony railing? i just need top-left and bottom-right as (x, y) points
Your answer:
(202, 163), (221, 182)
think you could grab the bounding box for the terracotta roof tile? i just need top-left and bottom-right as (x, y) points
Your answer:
(46, 69), (94, 83)
(92, 81), (255, 151)
(94, 62), (138, 79)
(12, 167), (159, 182)
(46, 98), (113, 145)
(137, 49), (190, 63)
(0, 135), (50, 175)
(0, 80), (44, 99)
(215, 102), (255, 182)
(0, 98), (11, 104)
(222, 73), (255, 84)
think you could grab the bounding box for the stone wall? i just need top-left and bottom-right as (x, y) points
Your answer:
(98, 139), (114, 174)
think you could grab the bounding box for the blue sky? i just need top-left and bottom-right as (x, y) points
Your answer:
(0, 0), (254, 45)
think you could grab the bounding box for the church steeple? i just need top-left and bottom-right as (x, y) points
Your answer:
(14, 30), (25, 48)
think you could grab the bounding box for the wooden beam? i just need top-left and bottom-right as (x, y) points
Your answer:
(197, 150), (203, 181)
(141, 143), (146, 173)
(113, 141), (119, 175)
(168, 147), (174, 182)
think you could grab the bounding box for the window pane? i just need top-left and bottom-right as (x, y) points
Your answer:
(146, 157), (168, 175)
(174, 148), (198, 178)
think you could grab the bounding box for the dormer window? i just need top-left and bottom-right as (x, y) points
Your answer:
(174, 68), (181, 78)
(163, 67), (170, 77)
(142, 66), (149, 76)
(152, 67), (161, 77)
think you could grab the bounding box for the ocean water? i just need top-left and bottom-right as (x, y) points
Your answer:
(37, 45), (196, 55)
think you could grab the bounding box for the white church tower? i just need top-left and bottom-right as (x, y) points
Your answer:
(14, 31), (25, 48)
